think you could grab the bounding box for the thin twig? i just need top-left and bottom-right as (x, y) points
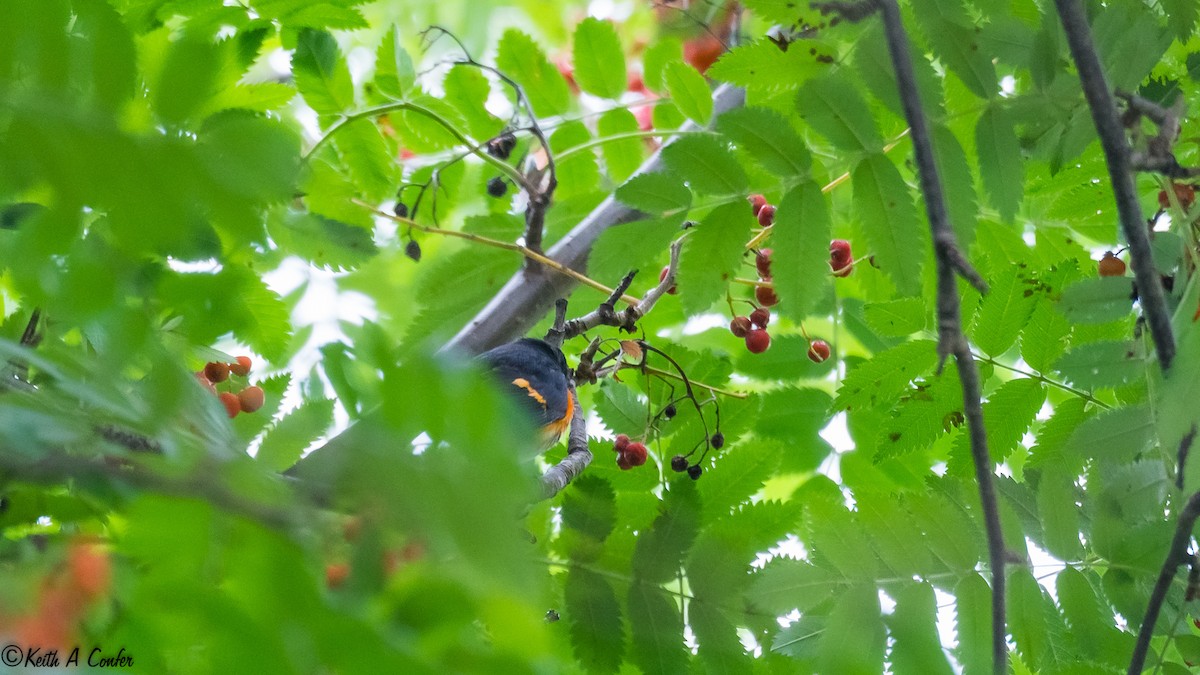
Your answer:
(874, 1), (1005, 672)
(560, 239), (684, 339)
(1053, 0), (1176, 371)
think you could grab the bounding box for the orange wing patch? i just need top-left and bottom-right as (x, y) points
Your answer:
(541, 389), (575, 446)
(511, 378), (548, 407)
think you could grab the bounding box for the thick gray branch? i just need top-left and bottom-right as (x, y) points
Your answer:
(538, 387), (590, 500)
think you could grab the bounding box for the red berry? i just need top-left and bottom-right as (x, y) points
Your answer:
(1098, 252), (1126, 277)
(745, 329), (771, 354)
(755, 248), (772, 279)
(617, 453), (633, 470)
(808, 339), (831, 363)
(627, 71), (645, 93)
(659, 266), (678, 294)
(67, 540), (111, 600)
(204, 361), (230, 383)
(326, 563), (350, 588)
(230, 355), (252, 376)
(238, 385), (265, 413)
(195, 371), (216, 394)
(624, 442), (648, 467)
(757, 204), (776, 227)
(830, 239), (854, 277)
(750, 307), (770, 329)
(729, 316), (751, 337)
(218, 392), (240, 418)
(755, 285), (778, 307)
(614, 434), (631, 453)
(748, 194), (767, 216)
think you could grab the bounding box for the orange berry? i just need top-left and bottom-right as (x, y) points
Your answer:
(218, 392), (240, 418)
(325, 563), (350, 588)
(194, 371), (216, 394)
(67, 541), (111, 600)
(1098, 252), (1126, 277)
(230, 355), (252, 376)
(204, 361), (229, 383)
(238, 386), (265, 413)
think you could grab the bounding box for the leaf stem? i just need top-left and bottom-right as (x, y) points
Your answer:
(970, 352), (1111, 410)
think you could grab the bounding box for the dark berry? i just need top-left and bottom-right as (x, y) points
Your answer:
(487, 177), (508, 198)
(757, 204), (776, 227)
(1098, 251), (1126, 277)
(659, 266), (678, 294)
(393, 201), (409, 218)
(748, 194), (767, 216)
(745, 329), (771, 354)
(664, 403), (677, 419)
(405, 239), (422, 262)
(687, 464), (702, 480)
(730, 316), (751, 337)
(487, 132), (517, 160)
(710, 432), (724, 449)
(204, 361), (230, 383)
(755, 248), (772, 279)
(808, 339), (831, 363)
(617, 453), (633, 470)
(750, 307), (770, 329)
(218, 391), (240, 418)
(229, 355), (252, 376)
(671, 455), (688, 472)
(624, 442), (648, 467)
(755, 285), (779, 307)
(238, 386), (265, 413)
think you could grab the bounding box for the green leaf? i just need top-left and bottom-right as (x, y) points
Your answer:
(198, 111), (299, 203)
(565, 566), (624, 674)
(807, 499), (880, 580)
(496, 29), (570, 116)
(374, 26), (414, 99)
(741, 0), (824, 25)
(256, 399), (335, 471)
(1054, 341), (1143, 390)
(853, 153), (924, 296)
(596, 108), (643, 183)
(661, 134), (748, 195)
(266, 209), (377, 271)
(972, 264), (1037, 356)
(967, 377), (1046, 462)
(1065, 404), (1155, 463)
(677, 202), (753, 314)
(442, 65), (502, 140)
(797, 75), (883, 152)
(154, 34), (223, 124)
(889, 583), (955, 675)
(716, 106), (811, 177)
(854, 22), (944, 118)
(572, 18), (626, 99)
(911, 0), (997, 98)
(594, 380), (646, 435)
(1037, 464), (1083, 560)
(587, 218), (683, 286)
(562, 475), (617, 542)
(626, 584), (686, 675)
(332, 118), (397, 202)
(932, 123), (978, 249)
(747, 559), (840, 615)
(976, 105), (1025, 222)
(757, 387), (832, 447)
(1021, 299), (1072, 373)
(835, 339), (939, 411)
(72, 0), (137, 113)
(864, 298), (926, 336)
(662, 61), (712, 124)
(874, 362), (964, 460)
(641, 37), (682, 94)
(773, 181), (831, 322)
(698, 443), (780, 520)
(689, 598), (746, 671)
(1057, 277), (1135, 324)
(954, 573), (994, 675)
(857, 492), (934, 575)
(817, 584), (885, 675)
(614, 172), (691, 216)
(1007, 568), (1053, 667)
(632, 480), (700, 583)
(292, 29), (353, 116)
(1028, 398), (1090, 469)
(550, 120), (600, 200)
(708, 39), (837, 90)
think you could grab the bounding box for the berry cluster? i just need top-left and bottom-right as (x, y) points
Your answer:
(730, 306), (772, 354)
(195, 356), (264, 419)
(748, 193), (776, 228)
(1098, 251), (1126, 277)
(9, 538), (111, 650)
(613, 434), (648, 470)
(1158, 182), (1196, 211)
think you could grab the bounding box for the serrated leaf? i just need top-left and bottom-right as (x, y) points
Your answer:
(716, 106), (811, 177)
(855, 22), (944, 118)
(1007, 568), (1051, 667)
(875, 362), (964, 460)
(596, 108), (642, 183)
(1021, 299), (1072, 373)
(807, 499), (880, 580)
(853, 153), (924, 295)
(662, 61), (711, 124)
(698, 442), (780, 519)
(857, 492), (934, 575)
(154, 34), (222, 124)
(1038, 464), (1083, 559)
(627, 584), (686, 675)
(565, 566), (624, 674)
(594, 380), (645, 435)
(332, 118), (396, 201)
(835, 340), (939, 412)
(1057, 277), (1135, 324)
(864, 298), (926, 336)
(797, 75), (883, 152)
(741, 0), (824, 25)
(405, 247), (520, 350)
(973, 264), (1037, 356)
(632, 480), (700, 583)
(374, 26), (414, 98)
(966, 377), (1045, 462)
(256, 399), (335, 471)
(1028, 397), (1090, 469)
(661, 135), (748, 195)
(292, 29), (353, 116)
(708, 39), (836, 90)
(442, 65), (502, 140)
(562, 475), (617, 542)
(932, 123), (978, 249)
(817, 584), (885, 675)
(747, 559), (840, 615)
(677, 202), (753, 313)
(954, 573), (993, 675)
(614, 172), (690, 216)
(689, 598), (746, 671)
(496, 29), (570, 116)
(1054, 341), (1143, 390)
(907, 491), (983, 572)
(976, 105), (1025, 221)
(1065, 404), (1154, 463)
(889, 583), (955, 675)
(911, 0), (997, 98)
(773, 180), (831, 322)
(266, 209), (376, 271)
(550, 120), (600, 200)
(573, 18), (625, 99)
(587, 218), (682, 287)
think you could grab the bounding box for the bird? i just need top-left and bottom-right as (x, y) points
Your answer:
(478, 338), (574, 450)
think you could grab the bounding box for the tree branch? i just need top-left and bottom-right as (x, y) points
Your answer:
(874, 2), (1005, 672)
(538, 386), (590, 500)
(560, 239), (684, 339)
(1053, 0), (1176, 371)
(443, 84), (746, 355)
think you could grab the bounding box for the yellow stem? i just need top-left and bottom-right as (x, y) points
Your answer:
(640, 365), (748, 399)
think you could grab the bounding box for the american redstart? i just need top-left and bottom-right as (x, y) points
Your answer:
(478, 338), (573, 449)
